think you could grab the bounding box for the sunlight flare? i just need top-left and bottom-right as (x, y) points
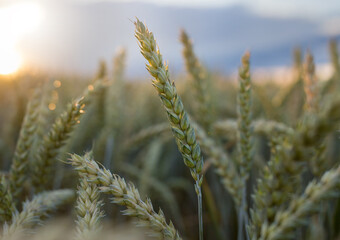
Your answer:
(0, 2), (43, 75)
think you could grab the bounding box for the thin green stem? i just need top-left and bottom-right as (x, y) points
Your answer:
(196, 180), (204, 240)
(238, 184), (246, 240)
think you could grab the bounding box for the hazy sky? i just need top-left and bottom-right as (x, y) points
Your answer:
(0, 0), (339, 76)
(73, 0), (340, 19)
(2, 0), (340, 18)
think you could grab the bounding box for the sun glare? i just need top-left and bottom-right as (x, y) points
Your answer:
(0, 47), (21, 75)
(0, 2), (43, 75)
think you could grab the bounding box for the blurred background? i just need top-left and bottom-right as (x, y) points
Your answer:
(0, 0), (339, 78)
(0, 1), (340, 240)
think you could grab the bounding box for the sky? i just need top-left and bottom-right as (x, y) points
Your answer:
(75, 0), (340, 18)
(0, 0), (339, 76)
(2, 0), (340, 18)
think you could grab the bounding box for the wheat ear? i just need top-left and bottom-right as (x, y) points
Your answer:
(32, 98), (85, 193)
(259, 165), (340, 240)
(250, 97), (340, 237)
(134, 19), (204, 239)
(68, 153), (182, 240)
(329, 39), (340, 78)
(105, 48), (126, 130)
(293, 47), (303, 80)
(302, 51), (327, 177)
(237, 52), (254, 240)
(237, 51), (253, 180)
(278, 95), (340, 186)
(74, 175), (104, 240)
(95, 60), (108, 80)
(180, 30), (212, 131)
(2, 189), (74, 240)
(249, 136), (293, 239)
(9, 89), (41, 202)
(0, 176), (16, 223)
(303, 51), (319, 113)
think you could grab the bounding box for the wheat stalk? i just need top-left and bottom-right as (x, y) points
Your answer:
(134, 18), (204, 239)
(68, 153), (182, 240)
(237, 52), (254, 240)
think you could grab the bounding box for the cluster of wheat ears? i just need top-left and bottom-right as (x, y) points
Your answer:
(0, 19), (340, 240)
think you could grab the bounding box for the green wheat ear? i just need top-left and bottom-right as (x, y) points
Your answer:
(180, 30), (213, 131)
(74, 173), (104, 240)
(303, 50), (319, 114)
(0, 176), (16, 223)
(2, 189), (74, 240)
(329, 39), (340, 79)
(134, 18), (204, 239)
(68, 153), (182, 240)
(9, 89), (41, 203)
(259, 164), (340, 240)
(106, 48), (126, 131)
(31, 98), (85, 193)
(134, 18), (203, 186)
(237, 51), (254, 180)
(249, 135), (292, 239)
(96, 60), (108, 80)
(302, 50), (327, 177)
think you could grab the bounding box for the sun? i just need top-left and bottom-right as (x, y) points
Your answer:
(0, 47), (22, 75)
(0, 2), (43, 75)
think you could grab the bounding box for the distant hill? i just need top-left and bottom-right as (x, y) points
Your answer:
(21, 1), (339, 77)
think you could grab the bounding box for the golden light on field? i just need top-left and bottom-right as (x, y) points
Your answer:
(0, 2), (43, 75)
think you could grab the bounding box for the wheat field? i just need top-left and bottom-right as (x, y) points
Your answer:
(0, 19), (339, 240)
